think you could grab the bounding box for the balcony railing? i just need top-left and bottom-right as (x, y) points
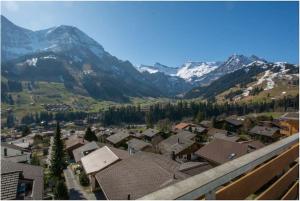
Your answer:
(139, 134), (299, 200)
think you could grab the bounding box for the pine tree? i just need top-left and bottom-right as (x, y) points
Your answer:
(84, 127), (98, 142)
(145, 112), (154, 128)
(50, 122), (66, 178)
(196, 111), (204, 123)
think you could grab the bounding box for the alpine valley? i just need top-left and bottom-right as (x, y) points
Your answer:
(1, 15), (299, 116)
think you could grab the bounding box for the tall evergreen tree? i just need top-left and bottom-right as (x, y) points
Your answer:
(145, 112), (154, 128)
(84, 126), (98, 142)
(50, 122), (66, 178)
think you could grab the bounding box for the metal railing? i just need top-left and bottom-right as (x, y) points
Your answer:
(139, 134), (299, 200)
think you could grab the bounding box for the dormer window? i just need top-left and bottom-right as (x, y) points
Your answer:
(4, 148), (7, 156)
(228, 153), (236, 160)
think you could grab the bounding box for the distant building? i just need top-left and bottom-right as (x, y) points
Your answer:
(249, 126), (281, 143)
(207, 128), (240, 142)
(199, 120), (212, 128)
(127, 138), (154, 154)
(106, 131), (130, 147)
(277, 112), (299, 136)
(142, 128), (164, 145)
(1, 160), (44, 200)
(174, 122), (193, 130)
(224, 118), (243, 132)
(158, 131), (199, 161)
(1, 143), (31, 163)
(65, 135), (86, 158)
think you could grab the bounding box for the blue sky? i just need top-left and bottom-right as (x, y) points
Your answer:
(1, 1), (299, 66)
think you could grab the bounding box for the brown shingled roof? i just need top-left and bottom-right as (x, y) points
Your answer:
(95, 152), (187, 200)
(65, 135), (85, 150)
(175, 122), (191, 130)
(195, 139), (249, 165)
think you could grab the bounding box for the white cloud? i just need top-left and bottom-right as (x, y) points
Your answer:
(2, 1), (19, 12)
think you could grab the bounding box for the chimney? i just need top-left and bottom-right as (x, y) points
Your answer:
(127, 194), (131, 200)
(171, 151), (176, 161)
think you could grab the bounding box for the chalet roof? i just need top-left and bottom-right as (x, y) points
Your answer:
(195, 139), (249, 165)
(72, 141), (100, 163)
(193, 126), (206, 133)
(142, 128), (160, 138)
(199, 120), (212, 128)
(158, 131), (196, 155)
(208, 129), (240, 142)
(1, 143), (28, 152)
(95, 152), (187, 200)
(225, 118), (243, 127)
(65, 135), (85, 150)
(1, 160), (44, 200)
(175, 122), (191, 130)
(127, 138), (152, 151)
(106, 131), (130, 145)
(207, 128), (228, 136)
(2, 155), (29, 163)
(81, 146), (120, 174)
(249, 126), (280, 137)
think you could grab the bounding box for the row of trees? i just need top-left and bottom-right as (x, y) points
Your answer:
(5, 94), (299, 128)
(20, 111), (89, 125)
(102, 95), (299, 126)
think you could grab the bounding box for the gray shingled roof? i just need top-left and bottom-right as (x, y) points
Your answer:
(127, 139), (152, 151)
(2, 155), (29, 163)
(158, 131), (196, 155)
(106, 131), (130, 145)
(199, 120), (212, 128)
(249, 126), (280, 137)
(210, 131), (240, 142)
(193, 126), (206, 133)
(95, 152), (188, 200)
(1, 143), (28, 152)
(1, 160), (44, 200)
(225, 118), (243, 126)
(72, 141), (100, 163)
(142, 128), (160, 138)
(65, 135), (85, 150)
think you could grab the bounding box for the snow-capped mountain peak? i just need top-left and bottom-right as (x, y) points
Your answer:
(1, 15), (106, 61)
(138, 63), (178, 75)
(176, 61), (221, 82)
